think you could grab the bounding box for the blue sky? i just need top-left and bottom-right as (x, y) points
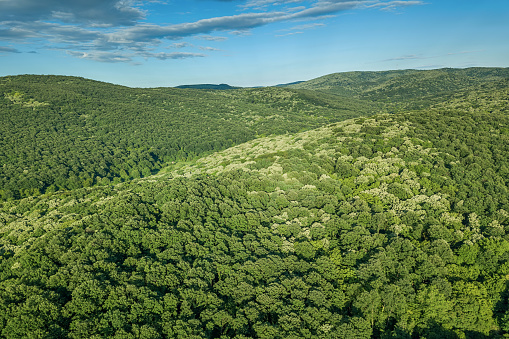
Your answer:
(1, 0), (508, 87)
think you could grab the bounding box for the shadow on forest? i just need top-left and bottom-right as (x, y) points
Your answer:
(493, 279), (509, 337)
(373, 319), (502, 339)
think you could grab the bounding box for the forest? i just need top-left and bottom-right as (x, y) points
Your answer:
(0, 75), (378, 201)
(0, 67), (509, 338)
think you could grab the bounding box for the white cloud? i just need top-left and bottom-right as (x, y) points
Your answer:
(66, 50), (133, 63)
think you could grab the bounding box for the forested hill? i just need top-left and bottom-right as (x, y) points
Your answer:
(287, 67), (509, 110)
(0, 80), (508, 337)
(2, 69), (507, 201)
(1, 68), (509, 337)
(0, 74), (377, 201)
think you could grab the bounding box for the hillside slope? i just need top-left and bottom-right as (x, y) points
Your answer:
(0, 75), (377, 201)
(2, 68), (507, 201)
(1, 86), (508, 337)
(287, 67), (509, 110)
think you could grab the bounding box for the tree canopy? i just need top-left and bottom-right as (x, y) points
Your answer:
(0, 68), (509, 338)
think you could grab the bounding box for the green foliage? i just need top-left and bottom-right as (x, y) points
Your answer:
(289, 67), (509, 111)
(0, 75), (377, 201)
(1, 68), (509, 337)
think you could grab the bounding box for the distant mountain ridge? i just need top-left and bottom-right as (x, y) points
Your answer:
(175, 81), (305, 89)
(175, 83), (240, 90)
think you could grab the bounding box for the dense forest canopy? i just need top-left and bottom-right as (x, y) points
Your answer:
(0, 75), (378, 201)
(287, 67), (509, 110)
(0, 67), (509, 338)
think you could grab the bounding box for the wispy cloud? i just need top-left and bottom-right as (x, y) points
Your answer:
(1, 0), (425, 63)
(0, 21), (103, 43)
(143, 51), (206, 60)
(0, 46), (21, 53)
(66, 50), (134, 63)
(384, 50), (483, 63)
(447, 50), (483, 56)
(383, 54), (426, 61)
(276, 31), (303, 37)
(289, 22), (325, 30)
(199, 46), (222, 51)
(364, 1), (425, 11)
(194, 35), (228, 41)
(229, 30), (252, 36)
(67, 50), (205, 63)
(414, 64), (445, 69)
(243, 0), (305, 9)
(170, 42), (191, 49)
(277, 21), (324, 35)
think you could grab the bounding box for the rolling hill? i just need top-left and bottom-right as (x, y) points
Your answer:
(287, 67), (509, 110)
(0, 75), (378, 201)
(0, 68), (509, 338)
